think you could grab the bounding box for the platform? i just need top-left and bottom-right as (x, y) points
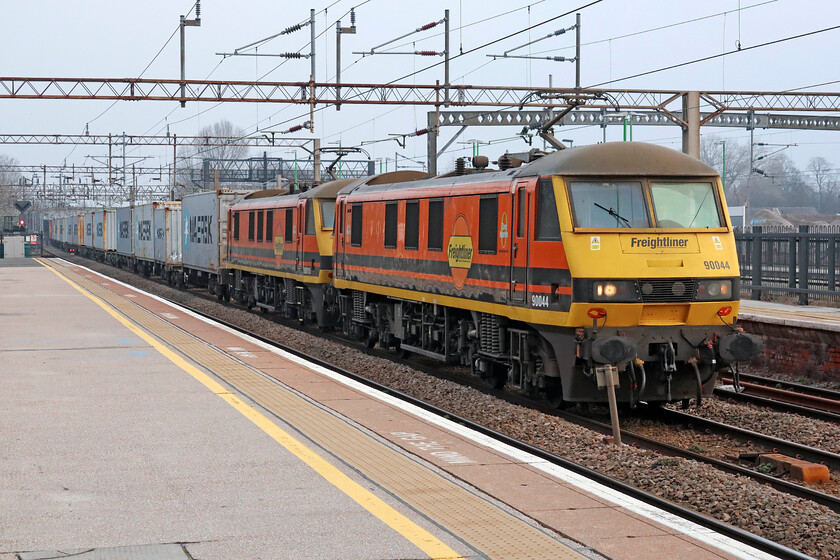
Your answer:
(738, 299), (840, 376)
(1, 259), (774, 560)
(740, 299), (840, 332)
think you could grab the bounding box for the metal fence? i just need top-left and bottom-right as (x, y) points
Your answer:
(735, 226), (840, 305)
(189, 157), (376, 188)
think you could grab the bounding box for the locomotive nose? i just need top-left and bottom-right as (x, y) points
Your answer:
(719, 332), (763, 363)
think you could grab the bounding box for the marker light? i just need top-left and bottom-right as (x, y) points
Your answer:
(718, 306), (733, 317)
(587, 308), (607, 319)
(697, 279), (733, 301)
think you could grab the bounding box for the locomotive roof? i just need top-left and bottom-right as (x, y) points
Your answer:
(232, 171), (431, 207)
(513, 141), (718, 178)
(342, 142), (717, 197)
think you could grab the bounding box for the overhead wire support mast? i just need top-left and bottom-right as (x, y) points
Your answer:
(179, 0), (201, 108)
(336, 8), (357, 111)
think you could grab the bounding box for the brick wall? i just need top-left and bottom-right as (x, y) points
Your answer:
(740, 319), (840, 380)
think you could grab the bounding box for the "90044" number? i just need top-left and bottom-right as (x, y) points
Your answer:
(704, 260), (730, 270)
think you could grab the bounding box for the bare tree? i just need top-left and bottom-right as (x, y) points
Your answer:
(700, 136), (752, 205)
(808, 156), (838, 214)
(175, 120), (251, 195)
(0, 154), (23, 214)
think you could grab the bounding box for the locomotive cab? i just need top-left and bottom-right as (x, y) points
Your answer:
(529, 142), (761, 404)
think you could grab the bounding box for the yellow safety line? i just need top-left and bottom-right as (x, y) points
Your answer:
(36, 259), (464, 560)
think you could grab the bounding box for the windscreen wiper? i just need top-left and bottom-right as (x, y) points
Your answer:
(687, 188), (713, 228)
(594, 202), (631, 227)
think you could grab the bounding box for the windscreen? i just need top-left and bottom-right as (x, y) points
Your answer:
(650, 182), (722, 228)
(569, 181), (649, 228)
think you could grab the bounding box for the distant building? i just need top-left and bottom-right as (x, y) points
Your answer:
(728, 205), (746, 228)
(747, 206), (840, 227)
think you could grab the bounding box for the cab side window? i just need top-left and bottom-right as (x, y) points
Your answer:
(536, 178), (562, 240)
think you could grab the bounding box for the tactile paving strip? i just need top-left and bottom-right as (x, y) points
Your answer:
(54, 262), (586, 560)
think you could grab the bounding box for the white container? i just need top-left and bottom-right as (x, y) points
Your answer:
(93, 209), (117, 251)
(134, 203), (155, 261)
(153, 202), (182, 266)
(116, 206), (133, 256)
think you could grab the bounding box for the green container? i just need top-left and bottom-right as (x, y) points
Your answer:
(24, 241), (31, 258)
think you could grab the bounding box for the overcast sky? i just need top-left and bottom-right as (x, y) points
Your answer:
(3, 0), (839, 178)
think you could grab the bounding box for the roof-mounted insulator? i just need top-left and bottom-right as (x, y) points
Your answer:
(498, 154), (511, 171)
(455, 157), (466, 176)
(350, 8), (356, 27)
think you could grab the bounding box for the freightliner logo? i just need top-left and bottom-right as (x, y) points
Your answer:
(630, 236), (688, 249)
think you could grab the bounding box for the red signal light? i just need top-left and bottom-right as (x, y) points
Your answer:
(717, 306), (733, 316)
(587, 308), (607, 319)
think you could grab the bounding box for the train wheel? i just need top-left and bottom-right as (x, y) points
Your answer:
(480, 361), (507, 390)
(545, 386), (568, 409)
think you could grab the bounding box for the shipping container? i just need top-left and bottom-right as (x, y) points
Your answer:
(153, 202), (182, 266)
(134, 203), (155, 262)
(116, 206), (133, 256)
(73, 216), (81, 246)
(93, 209), (117, 251)
(182, 190), (248, 274)
(80, 214), (91, 246)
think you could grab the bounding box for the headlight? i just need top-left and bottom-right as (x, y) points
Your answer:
(592, 280), (638, 302)
(696, 279), (732, 301)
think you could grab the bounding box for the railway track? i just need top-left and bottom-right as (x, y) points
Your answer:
(716, 373), (840, 422)
(53, 254), (830, 559)
(562, 407), (840, 515)
(648, 407), (840, 472)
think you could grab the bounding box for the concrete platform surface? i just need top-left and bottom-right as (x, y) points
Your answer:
(0, 264), (467, 560)
(740, 298), (840, 332)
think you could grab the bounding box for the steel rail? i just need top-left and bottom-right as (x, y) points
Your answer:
(725, 373), (840, 401)
(553, 409), (840, 515)
(715, 385), (840, 423)
(653, 408), (840, 471)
